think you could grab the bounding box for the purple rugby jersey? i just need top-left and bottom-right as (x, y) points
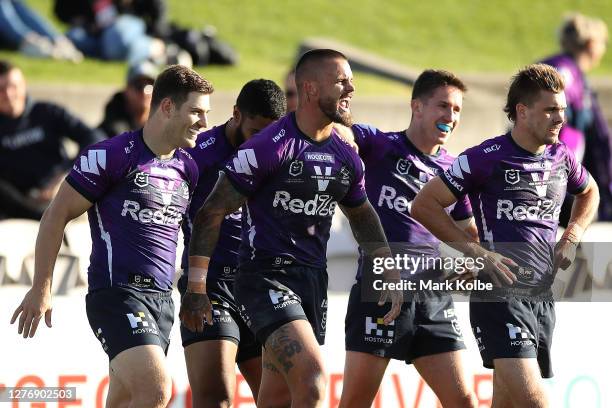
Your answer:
(67, 130), (198, 292)
(441, 133), (589, 288)
(224, 113), (367, 269)
(541, 54), (593, 160)
(353, 124), (473, 278)
(181, 124), (242, 280)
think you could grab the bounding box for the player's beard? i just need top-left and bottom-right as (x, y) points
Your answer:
(234, 122), (246, 146)
(319, 96), (353, 127)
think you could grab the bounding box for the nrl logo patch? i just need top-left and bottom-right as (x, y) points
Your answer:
(396, 158), (411, 175)
(289, 160), (303, 177)
(504, 169), (520, 185)
(134, 172), (149, 188)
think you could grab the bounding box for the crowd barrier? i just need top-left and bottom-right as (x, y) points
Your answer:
(1, 287), (611, 407)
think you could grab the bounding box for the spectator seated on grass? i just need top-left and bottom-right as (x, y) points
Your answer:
(0, 0), (82, 62)
(53, 0), (179, 65)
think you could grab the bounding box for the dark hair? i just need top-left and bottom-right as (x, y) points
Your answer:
(150, 65), (214, 112)
(294, 49), (348, 84)
(0, 60), (16, 76)
(412, 69), (467, 101)
(236, 79), (286, 120)
(504, 64), (565, 122)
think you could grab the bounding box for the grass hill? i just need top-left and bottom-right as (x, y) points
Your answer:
(1, 0), (609, 95)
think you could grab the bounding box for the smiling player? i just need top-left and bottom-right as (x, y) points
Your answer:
(11, 65), (213, 408)
(338, 70), (478, 408)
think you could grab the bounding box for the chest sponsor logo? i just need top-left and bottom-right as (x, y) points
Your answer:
(523, 161), (552, 170)
(396, 158), (411, 175)
(496, 199), (560, 221)
(80, 149), (107, 175)
(121, 200), (183, 225)
(289, 160), (303, 177)
(312, 166), (334, 191)
(150, 167), (181, 205)
(272, 191), (337, 216)
(529, 171), (551, 197)
(504, 169), (520, 185)
(305, 152), (335, 163)
(377, 185), (411, 214)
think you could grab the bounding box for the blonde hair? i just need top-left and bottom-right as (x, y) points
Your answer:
(559, 13), (608, 55)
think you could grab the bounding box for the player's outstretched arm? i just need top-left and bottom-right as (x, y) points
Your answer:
(412, 177), (517, 286)
(11, 181), (93, 338)
(181, 172), (246, 332)
(341, 200), (402, 324)
(554, 177), (599, 273)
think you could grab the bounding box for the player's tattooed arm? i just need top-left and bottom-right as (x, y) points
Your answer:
(340, 199), (390, 257)
(341, 200), (402, 323)
(189, 172), (246, 257)
(182, 173), (246, 332)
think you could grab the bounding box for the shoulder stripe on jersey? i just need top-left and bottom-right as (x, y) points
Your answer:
(449, 155), (471, 180)
(233, 149), (258, 175)
(80, 149), (107, 175)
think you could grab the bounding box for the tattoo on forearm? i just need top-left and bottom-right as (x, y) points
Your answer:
(266, 326), (303, 374)
(342, 201), (389, 256)
(190, 174), (246, 257)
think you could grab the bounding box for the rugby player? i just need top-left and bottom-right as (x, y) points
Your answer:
(412, 63), (599, 407)
(177, 79), (286, 407)
(338, 70), (477, 408)
(180, 49), (402, 407)
(11, 65), (213, 408)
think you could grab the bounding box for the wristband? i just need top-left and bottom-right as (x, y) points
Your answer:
(188, 256), (210, 293)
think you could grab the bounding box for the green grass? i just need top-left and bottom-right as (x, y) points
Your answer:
(7, 0), (612, 94)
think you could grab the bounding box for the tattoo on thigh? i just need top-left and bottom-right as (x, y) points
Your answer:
(267, 326), (303, 374)
(263, 361), (280, 374)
